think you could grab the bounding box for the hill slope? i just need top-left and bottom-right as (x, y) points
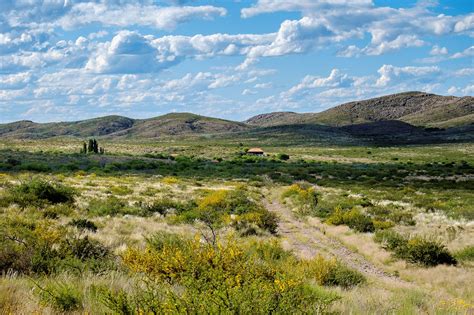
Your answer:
(0, 113), (248, 139)
(246, 92), (474, 127)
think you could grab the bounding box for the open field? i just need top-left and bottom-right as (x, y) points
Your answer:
(0, 139), (473, 314)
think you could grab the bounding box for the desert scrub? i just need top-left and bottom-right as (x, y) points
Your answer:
(1, 178), (76, 208)
(326, 207), (375, 233)
(282, 183), (318, 216)
(86, 196), (142, 216)
(113, 234), (339, 314)
(35, 280), (82, 312)
(0, 214), (113, 275)
(374, 230), (457, 266)
(454, 246), (474, 263)
(176, 187), (278, 235)
(304, 255), (365, 289)
(68, 218), (98, 232)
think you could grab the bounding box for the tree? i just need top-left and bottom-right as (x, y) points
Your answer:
(82, 142), (87, 154)
(88, 139), (94, 153)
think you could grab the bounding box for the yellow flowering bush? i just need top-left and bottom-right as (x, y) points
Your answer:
(111, 234), (341, 314)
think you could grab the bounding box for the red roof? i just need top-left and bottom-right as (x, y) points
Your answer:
(248, 148), (264, 153)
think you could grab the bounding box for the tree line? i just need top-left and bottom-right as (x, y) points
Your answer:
(80, 139), (105, 154)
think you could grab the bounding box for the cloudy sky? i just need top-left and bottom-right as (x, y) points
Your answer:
(0, 0), (473, 123)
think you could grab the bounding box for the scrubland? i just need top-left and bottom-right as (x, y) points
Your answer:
(0, 139), (472, 314)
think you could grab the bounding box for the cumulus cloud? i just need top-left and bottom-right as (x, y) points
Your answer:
(451, 46), (474, 59)
(55, 3), (227, 30)
(376, 65), (440, 87)
(1, 1), (226, 31)
(430, 45), (448, 55)
(285, 69), (354, 97)
(86, 31), (169, 74)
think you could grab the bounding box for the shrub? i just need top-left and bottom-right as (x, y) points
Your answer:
(282, 183), (318, 216)
(277, 153), (290, 161)
(115, 237), (339, 314)
(143, 198), (194, 216)
(305, 255), (365, 289)
(176, 188), (278, 235)
(69, 219), (98, 232)
(87, 196), (136, 216)
(405, 236), (457, 266)
(36, 281), (82, 312)
(3, 179), (76, 208)
(145, 231), (186, 251)
(374, 230), (456, 267)
(327, 208), (375, 233)
(67, 236), (109, 261)
(454, 246), (474, 262)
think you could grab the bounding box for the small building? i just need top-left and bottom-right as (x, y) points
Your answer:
(247, 148), (265, 156)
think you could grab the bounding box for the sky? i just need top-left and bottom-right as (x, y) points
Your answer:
(0, 0), (473, 123)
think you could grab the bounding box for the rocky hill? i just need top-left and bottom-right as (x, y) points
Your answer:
(246, 92), (474, 128)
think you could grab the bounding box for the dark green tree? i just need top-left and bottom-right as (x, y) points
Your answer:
(93, 139), (99, 153)
(88, 139), (94, 153)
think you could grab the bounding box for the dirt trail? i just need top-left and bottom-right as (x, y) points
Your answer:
(264, 198), (409, 285)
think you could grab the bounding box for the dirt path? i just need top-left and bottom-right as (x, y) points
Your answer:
(264, 198), (408, 285)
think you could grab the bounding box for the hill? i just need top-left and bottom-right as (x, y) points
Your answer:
(111, 113), (249, 138)
(0, 113), (248, 139)
(246, 92), (474, 128)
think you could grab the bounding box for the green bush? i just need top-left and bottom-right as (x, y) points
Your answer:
(306, 255), (365, 289)
(109, 238), (340, 314)
(69, 218), (98, 232)
(327, 208), (375, 233)
(143, 198), (195, 216)
(87, 196), (140, 216)
(454, 246), (474, 262)
(176, 188), (278, 235)
(37, 281), (82, 312)
(3, 178), (76, 208)
(277, 153), (290, 161)
(374, 230), (456, 267)
(282, 183), (318, 216)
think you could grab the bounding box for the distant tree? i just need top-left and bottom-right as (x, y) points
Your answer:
(93, 139), (99, 154)
(88, 139), (94, 153)
(99, 147), (105, 155)
(82, 142), (87, 154)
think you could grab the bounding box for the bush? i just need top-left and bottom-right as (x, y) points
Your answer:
(374, 230), (456, 267)
(68, 236), (109, 260)
(454, 246), (474, 262)
(277, 153), (290, 161)
(177, 188), (278, 235)
(282, 184), (318, 216)
(114, 238), (340, 314)
(143, 198), (195, 216)
(3, 178), (76, 208)
(306, 255), (365, 289)
(87, 196), (134, 216)
(36, 281), (82, 312)
(69, 219), (98, 232)
(327, 208), (375, 233)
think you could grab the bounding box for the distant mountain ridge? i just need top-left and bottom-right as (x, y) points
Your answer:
(0, 92), (472, 141)
(245, 92), (474, 128)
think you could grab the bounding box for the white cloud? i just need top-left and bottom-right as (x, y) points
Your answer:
(453, 68), (474, 77)
(451, 46), (474, 59)
(55, 3), (227, 30)
(0, 72), (32, 89)
(430, 45), (448, 55)
(285, 69), (354, 97)
(241, 0), (373, 18)
(376, 65), (440, 87)
(86, 31), (170, 74)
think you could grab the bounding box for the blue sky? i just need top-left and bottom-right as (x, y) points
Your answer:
(0, 0), (473, 123)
